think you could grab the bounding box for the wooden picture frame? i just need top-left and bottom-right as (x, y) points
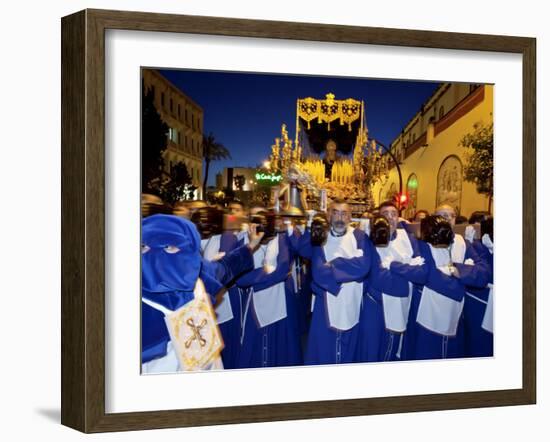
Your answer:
(61, 8), (536, 433)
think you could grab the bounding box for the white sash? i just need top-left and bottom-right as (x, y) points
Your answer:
(142, 279), (224, 372)
(377, 229), (414, 263)
(416, 242), (465, 336)
(201, 235), (221, 258)
(481, 283), (494, 333)
(480, 234), (494, 333)
(214, 291), (234, 325)
(451, 234), (467, 263)
(382, 285), (413, 333)
(417, 285), (464, 336)
(201, 234), (233, 325)
(251, 237), (287, 328)
(481, 234), (494, 254)
(377, 230), (415, 333)
(323, 227), (363, 331)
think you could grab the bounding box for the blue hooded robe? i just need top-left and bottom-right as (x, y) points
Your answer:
(141, 214), (253, 371)
(235, 233), (302, 369)
(408, 235), (489, 360)
(300, 227), (372, 365)
(463, 237), (494, 357)
(358, 229), (428, 362)
(201, 231), (245, 369)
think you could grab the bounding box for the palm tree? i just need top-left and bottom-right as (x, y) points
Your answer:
(202, 133), (231, 195)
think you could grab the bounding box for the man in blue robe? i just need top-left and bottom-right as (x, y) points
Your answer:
(141, 214), (263, 373)
(284, 217), (312, 338)
(464, 217), (494, 357)
(235, 212), (302, 368)
(193, 206), (246, 370)
(410, 208), (489, 360)
(358, 201), (428, 363)
(300, 201), (372, 365)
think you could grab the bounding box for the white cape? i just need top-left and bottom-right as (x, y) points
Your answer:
(323, 227), (363, 331)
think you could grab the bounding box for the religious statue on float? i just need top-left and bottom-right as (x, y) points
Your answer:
(322, 139), (339, 180)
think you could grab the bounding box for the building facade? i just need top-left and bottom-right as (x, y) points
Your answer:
(220, 167), (258, 192)
(142, 69), (204, 199)
(372, 83), (494, 219)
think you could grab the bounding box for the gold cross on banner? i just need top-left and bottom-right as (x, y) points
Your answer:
(184, 318), (208, 348)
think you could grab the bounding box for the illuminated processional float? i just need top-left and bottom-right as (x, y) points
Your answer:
(267, 93), (391, 217)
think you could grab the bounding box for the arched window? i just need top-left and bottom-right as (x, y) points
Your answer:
(436, 155), (463, 214)
(385, 182), (397, 202)
(405, 173), (418, 220)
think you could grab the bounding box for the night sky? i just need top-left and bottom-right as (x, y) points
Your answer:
(159, 69), (440, 186)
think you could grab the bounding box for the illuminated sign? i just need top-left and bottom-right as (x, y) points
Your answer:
(255, 172), (283, 183)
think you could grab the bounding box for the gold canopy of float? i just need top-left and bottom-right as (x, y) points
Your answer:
(265, 93), (390, 216)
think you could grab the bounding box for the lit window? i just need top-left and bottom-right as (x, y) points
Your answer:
(168, 127), (179, 144)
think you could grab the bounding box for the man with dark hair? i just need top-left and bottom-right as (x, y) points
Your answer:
(358, 201), (428, 362)
(228, 200), (246, 217)
(456, 215), (468, 225)
(407, 206), (490, 360)
(468, 211), (491, 225)
(379, 200), (411, 233)
(413, 210), (430, 222)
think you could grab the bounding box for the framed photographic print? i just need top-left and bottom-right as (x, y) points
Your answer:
(61, 9), (536, 433)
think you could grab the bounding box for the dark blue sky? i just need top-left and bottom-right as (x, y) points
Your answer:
(159, 69), (440, 185)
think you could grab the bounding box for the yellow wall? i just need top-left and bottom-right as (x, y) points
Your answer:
(372, 84), (493, 219)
